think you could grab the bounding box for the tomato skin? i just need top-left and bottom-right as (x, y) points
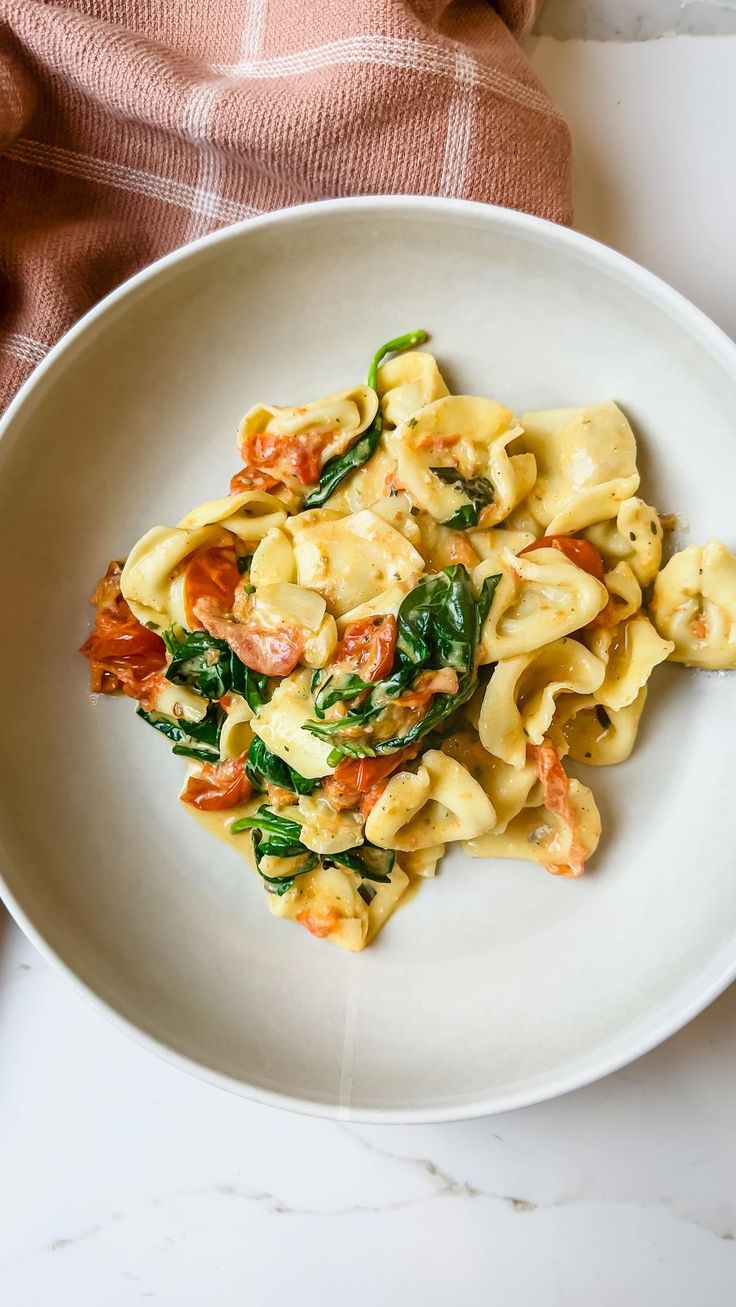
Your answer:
(80, 561), (166, 700)
(229, 466), (281, 494)
(240, 428), (335, 488)
(184, 548), (242, 628)
(193, 597), (304, 676)
(530, 740), (589, 878)
(296, 908), (340, 938)
(337, 615), (397, 683)
(334, 750), (410, 794)
(392, 667), (458, 710)
(180, 755), (252, 811)
(520, 535), (605, 581)
(322, 747), (412, 813)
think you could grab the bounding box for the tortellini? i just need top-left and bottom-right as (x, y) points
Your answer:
(585, 612), (673, 710)
(385, 395), (520, 524)
(364, 751), (496, 851)
(292, 508), (424, 616)
(249, 527), (296, 587)
(121, 491), (286, 629)
(178, 492), (287, 543)
(518, 402), (640, 533)
(650, 540), (736, 669)
(442, 733), (539, 834)
(465, 779), (601, 878)
(85, 337), (736, 954)
(266, 861), (410, 952)
(377, 350), (450, 428)
(238, 385), (378, 469)
(475, 547), (608, 662)
(478, 637), (606, 768)
(584, 497), (663, 586)
(250, 670), (335, 779)
(554, 689), (648, 766)
(121, 522), (229, 629)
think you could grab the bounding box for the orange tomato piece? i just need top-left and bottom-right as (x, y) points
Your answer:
(296, 907), (340, 939)
(229, 466), (282, 494)
(240, 428), (338, 488)
(80, 561), (166, 701)
(180, 754), (252, 811)
(193, 597), (304, 676)
(530, 740), (589, 878)
(520, 535), (605, 581)
(337, 615), (397, 683)
(391, 667), (459, 710)
(184, 547), (242, 629)
(322, 747), (414, 813)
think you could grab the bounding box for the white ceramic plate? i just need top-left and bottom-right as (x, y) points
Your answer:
(1, 197), (735, 1122)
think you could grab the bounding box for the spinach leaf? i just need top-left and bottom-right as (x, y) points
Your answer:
(230, 809), (395, 900)
(245, 736), (318, 795)
(166, 628), (231, 700)
(304, 329), (428, 509)
(165, 626), (270, 709)
(228, 652), (269, 711)
(430, 467), (495, 529)
(324, 844), (395, 882)
(305, 566), (501, 761)
(230, 805), (303, 841)
(230, 806), (318, 894)
(136, 706), (223, 762)
(396, 566), (478, 674)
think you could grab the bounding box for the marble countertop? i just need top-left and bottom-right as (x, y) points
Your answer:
(2, 16), (736, 1307)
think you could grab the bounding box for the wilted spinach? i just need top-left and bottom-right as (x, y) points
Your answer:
(304, 566), (501, 761)
(136, 705), (223, 762)
(430, 467), (495, 529)
(165, 626), (269, 709)
(304, 329), (428, 508)
(245, 737), (318, 796)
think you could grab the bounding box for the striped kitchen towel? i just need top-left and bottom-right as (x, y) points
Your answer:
(0, 0), (571, 408)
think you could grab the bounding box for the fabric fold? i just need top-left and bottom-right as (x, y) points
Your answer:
(0, 0), (571, 407)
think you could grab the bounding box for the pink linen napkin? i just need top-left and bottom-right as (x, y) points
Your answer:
(0, 0), (571, 408)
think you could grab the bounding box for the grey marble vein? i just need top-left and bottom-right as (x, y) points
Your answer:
(534, 0), (736, 40)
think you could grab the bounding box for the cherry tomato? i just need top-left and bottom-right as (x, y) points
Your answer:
(184, 547), (242, 628)
(337, 615), (397, 683)
(520, 535), (605, 581)
(194, 598), (304, 676)
(333, 750), (410, 794)
(240, 428), (335, 487)
(392, 667), (459, 710)
(80, 561), (166, 700)
(180, 755), (252, 811)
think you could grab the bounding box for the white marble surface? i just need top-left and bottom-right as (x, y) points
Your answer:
(3, 24), (736, 1307)
(535, 0), (736, 40)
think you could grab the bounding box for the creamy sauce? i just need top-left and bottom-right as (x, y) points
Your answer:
(180, 798), (256, 866)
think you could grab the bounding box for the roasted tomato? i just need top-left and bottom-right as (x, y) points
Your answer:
(180, 754), (252, 811)
(80, 561), (166, 702)
(391, 667), (459, 710)
(530, 740), (589, 878)
(184, 547), (242, 628)
(193, 596), (304, 676)
(321, 748), (414, 812)
(241, 428), (339, 487)
(520, 535), (606, 581)
(337, 615), (397, 683)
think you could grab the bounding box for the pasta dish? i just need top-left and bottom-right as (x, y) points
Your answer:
(80, 331), (736, 950)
